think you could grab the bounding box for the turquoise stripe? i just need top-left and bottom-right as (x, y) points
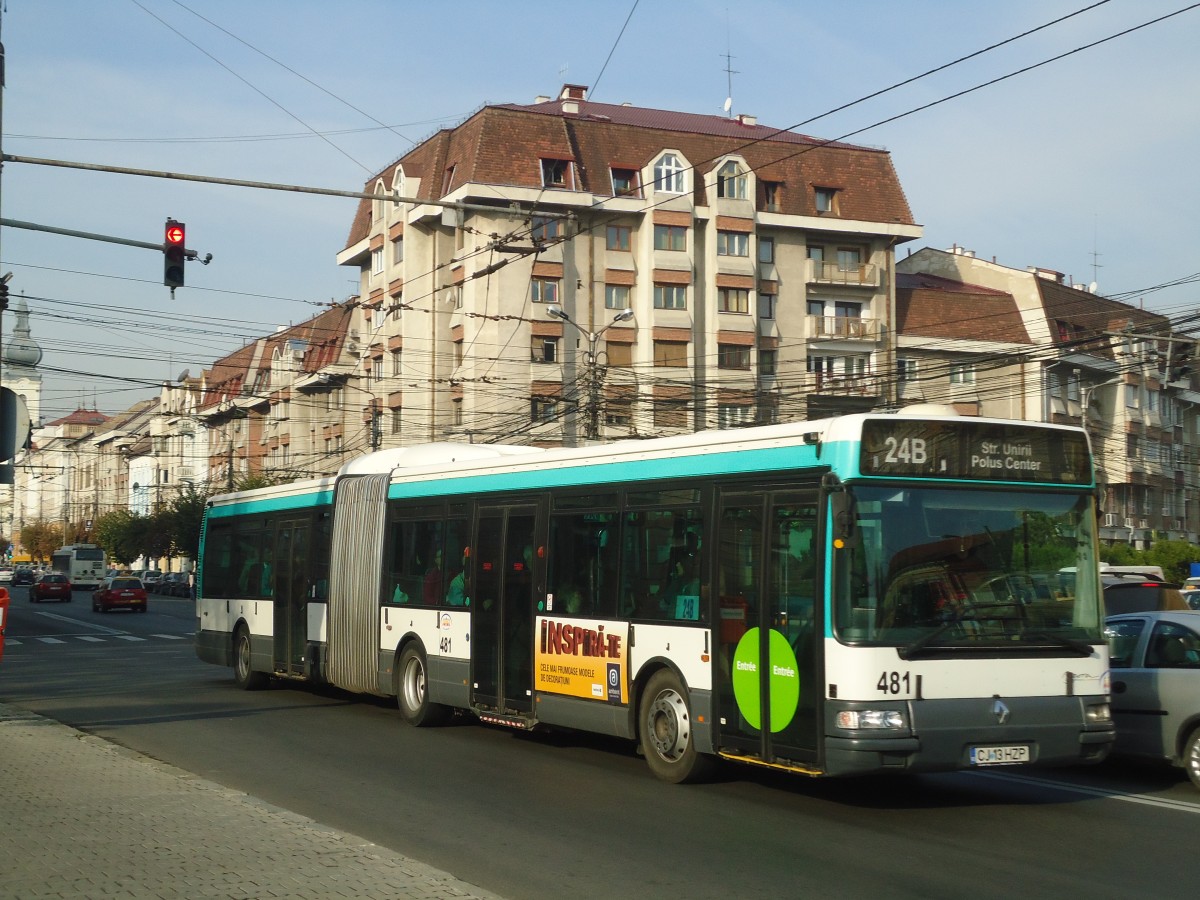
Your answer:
(387, 444), (823, 500)
(208, 489), (333, 518)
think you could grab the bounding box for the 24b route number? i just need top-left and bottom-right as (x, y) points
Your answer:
(877, 670), (911, 695)
(883, 436), (927, 465)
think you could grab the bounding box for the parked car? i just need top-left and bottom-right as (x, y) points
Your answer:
(1102, 575), (1190, 615)
(93, 576), (148, 613)
(1105, 609), (1200, 790)
(0, 567), (13, 584)
(12, 567), (36, 585)
(30, 572), (72, 602)
(141, 571), (164, 591)
(161, 573), (190, 596)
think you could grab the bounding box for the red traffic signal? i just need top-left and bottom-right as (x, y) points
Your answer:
(164, 219), (186, 289)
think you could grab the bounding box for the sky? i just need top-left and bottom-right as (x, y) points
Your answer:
(1, 0), (1197, 424)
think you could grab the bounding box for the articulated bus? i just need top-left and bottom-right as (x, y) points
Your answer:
(195, 412), (1114, 783)
(51, 543), (107, 590)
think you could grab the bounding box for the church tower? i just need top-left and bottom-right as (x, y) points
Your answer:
(2, 297), (44, 427)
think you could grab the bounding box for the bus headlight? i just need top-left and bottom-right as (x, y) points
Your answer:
(836, 709), (906, 730)
(1085, 702), (1111, 723)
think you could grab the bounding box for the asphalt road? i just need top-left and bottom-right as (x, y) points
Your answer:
(2, 589), (1199, 899)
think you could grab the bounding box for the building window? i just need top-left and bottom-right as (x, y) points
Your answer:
(605, 342), (632, 367)
(531, 277), (560, 304)
(532, 337), (558, 363)
(605, 284), (631, 310)
(718, 288), (750, 314)
(758, 293), (776, 319)
(531, 398), (559, 423)
(836, 247), (862, 272)
(611, 168), (640, 197)
(604, 399), (632, 427)
(653, 400), (688, 429)
(814, 187), (837, 213)
(371, 247), (384, 276)
(654, 224), (687, 251)
(718, 404), (754, 429)
(654, 340), (688, 367)
(717, 161), (747, 199)
(391, 409), (402, 435)
(653, 153), (686, 194)
(718, 344), (751, 369)
(442, 165), (456, 195)
(758, 236), (775, 264)
(607, 225), (631, 251)
(452, 400), (463, 428)
(391, 349), (402, 377)
(717, 231), (749, 257)
(759, 349), (778, 375)
(448, 285), (463, 309)
(370, 359), (383, 383)
(392, 237), (404, 265)
(654, 284), (687, 310)
(454, 340), (463, 367)
(897, 358), (918, 382)
(541, 158), (572, 188)
(949, 363), (975, 385)
(532, 215), (563, 242)
(1125, 384), (1139, 408)
(762, 181), (781, 211)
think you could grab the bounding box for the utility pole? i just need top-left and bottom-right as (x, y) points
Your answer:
(546, 305), (634, 443)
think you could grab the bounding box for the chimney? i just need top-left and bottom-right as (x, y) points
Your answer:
(559, 84), (588, 101)
(562, 100), (579, 115)
(736, 113), (757, 127)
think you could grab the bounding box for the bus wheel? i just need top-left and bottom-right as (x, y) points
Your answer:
(1185, 728), (1200, 791)
(233, 626), (268, 691)
(396, 644), (448, 727)
(639, 669), (715, 784)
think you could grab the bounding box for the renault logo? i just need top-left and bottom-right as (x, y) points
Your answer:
(992, 698), (1011, 725)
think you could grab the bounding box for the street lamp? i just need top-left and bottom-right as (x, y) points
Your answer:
(546, 305), (635, 441)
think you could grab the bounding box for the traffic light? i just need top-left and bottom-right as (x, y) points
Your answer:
(1170, 344), (1195, 382)
(163, 219), (186, 290)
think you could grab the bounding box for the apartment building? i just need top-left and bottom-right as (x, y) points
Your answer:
(336, 85), (922, 445)
(898, 247), (1198, 547)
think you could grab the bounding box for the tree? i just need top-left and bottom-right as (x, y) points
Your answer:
(1143, 540), (1196, 583)
(93, 510), (144, 566)
(167, 483), (209, 563)
(20, 520), (63, 562)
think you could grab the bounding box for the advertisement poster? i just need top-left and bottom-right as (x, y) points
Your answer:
(535, 616), (629, 704)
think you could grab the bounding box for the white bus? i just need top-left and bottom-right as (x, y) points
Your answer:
(51, 543), (107, 590)
(196, 413), (1114, 783)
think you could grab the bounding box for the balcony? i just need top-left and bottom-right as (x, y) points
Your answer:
(808, 259), (879, 288)
(806, 370), (878, 396)
(807, 315), (880, 341)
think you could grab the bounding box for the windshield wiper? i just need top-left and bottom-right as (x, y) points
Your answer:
(898, 620), (963, 659)
(1023, 631), (1095, 656)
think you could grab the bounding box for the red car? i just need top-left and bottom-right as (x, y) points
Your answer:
(93, 576), (148, 613)
(30, 573), (72, 603)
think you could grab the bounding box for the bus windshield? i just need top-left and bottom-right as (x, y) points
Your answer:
(833, 486), (1102, 652)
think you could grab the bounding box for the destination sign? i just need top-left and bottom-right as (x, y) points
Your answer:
(859, 419), (1092, 485)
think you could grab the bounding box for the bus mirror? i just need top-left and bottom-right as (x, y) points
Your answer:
(831, 492), (860, 548)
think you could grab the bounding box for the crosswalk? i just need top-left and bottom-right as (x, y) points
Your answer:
(5, 633), (192, 646)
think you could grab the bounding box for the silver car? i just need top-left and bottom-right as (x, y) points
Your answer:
(1105, 610), (1200, 789)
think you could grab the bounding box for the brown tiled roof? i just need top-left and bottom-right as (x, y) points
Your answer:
(345, 98), (915, 249)
(897, 273), (1031, 344)
(45, 407), (110, 427)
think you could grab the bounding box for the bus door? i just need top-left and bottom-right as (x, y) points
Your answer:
(716, 489), (820, 766)
(471, 505), (538, 715)
(271, 517), (310, 677)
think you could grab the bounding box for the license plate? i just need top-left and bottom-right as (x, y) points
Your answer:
(969, 745), (1030, 766)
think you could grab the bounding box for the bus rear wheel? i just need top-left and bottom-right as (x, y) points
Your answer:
(233, 627), (268, 691)
(396, 644), (448, 727)
(639, 669), (715, 784)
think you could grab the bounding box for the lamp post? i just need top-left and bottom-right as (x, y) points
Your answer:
(546, 305), (634, 442)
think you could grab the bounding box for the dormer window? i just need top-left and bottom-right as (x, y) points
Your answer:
(717, 161), (747, 199)
(541, 158), (574, 189)
(653, 153), (686, 194)
(611, 167), (641, 197)
(814, 186), (838, 213)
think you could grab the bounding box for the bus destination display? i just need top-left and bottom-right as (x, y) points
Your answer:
(859, 419), (1091, 484)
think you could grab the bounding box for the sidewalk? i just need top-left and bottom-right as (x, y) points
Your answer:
(0, 703), (504, 899)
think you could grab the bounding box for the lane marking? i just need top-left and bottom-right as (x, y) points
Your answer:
(33, 609), (130, 635)
(972, 770), (1200, 813)
(35, 637), (66, 644)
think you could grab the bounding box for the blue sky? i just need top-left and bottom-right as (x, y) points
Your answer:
(2, 0), (1197, 421)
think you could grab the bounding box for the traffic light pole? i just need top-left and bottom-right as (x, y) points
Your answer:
(0, 217), (210, 261)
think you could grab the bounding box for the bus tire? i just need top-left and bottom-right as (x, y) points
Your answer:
(639, 669), (715, 784)
(396, 644), (448, 727)
(233, 626), (268, 691)
(1184, 727), (1200, 791)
